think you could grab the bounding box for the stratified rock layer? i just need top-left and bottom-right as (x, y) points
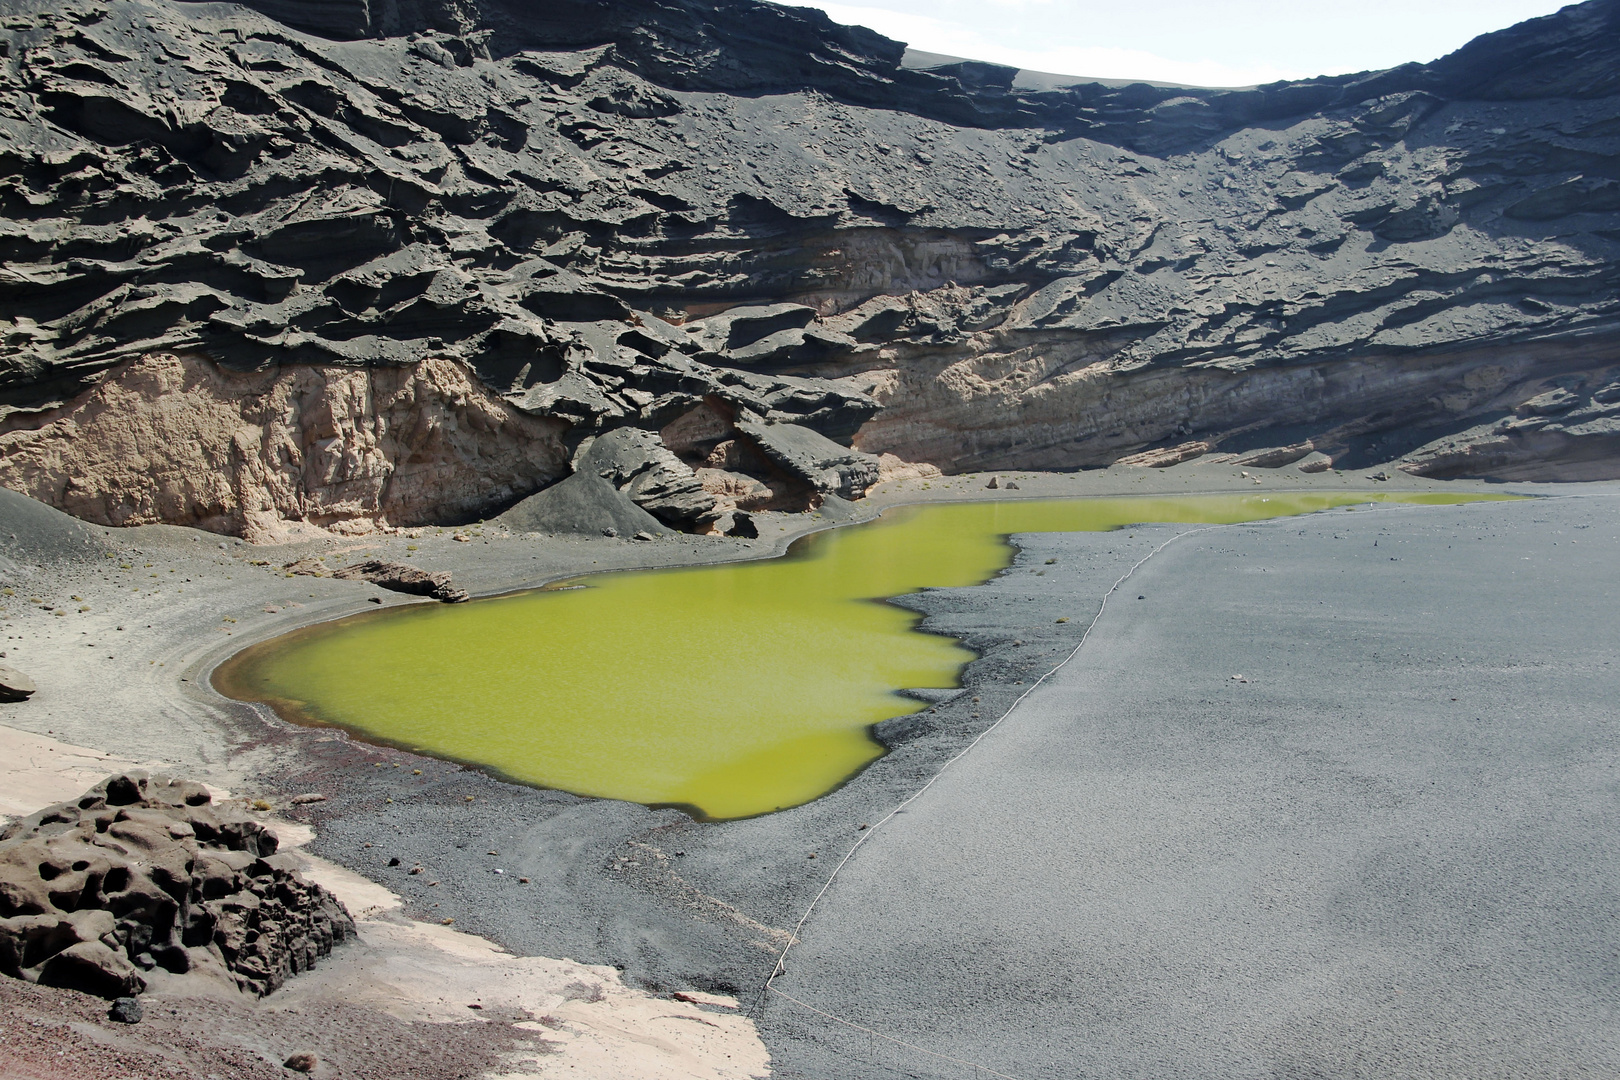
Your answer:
(0, 773), (354, 998)
(0, 0), (1617, 535)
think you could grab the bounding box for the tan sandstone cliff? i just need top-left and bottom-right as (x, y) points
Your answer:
(0, 354), (569, 542)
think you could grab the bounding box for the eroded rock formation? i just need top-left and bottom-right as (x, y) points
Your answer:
(0, 772), (354, 998)
(285, 553), (471, 600)
(0, 352), (568, 540)
(0, 0), (1617, 536)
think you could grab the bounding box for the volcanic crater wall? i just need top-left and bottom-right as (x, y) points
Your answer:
(0, 0), (1618, 536)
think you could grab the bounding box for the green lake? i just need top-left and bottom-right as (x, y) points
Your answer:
(214, 492), (1510, 819)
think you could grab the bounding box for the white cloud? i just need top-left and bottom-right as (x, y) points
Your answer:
(808, 3), (1307, 86)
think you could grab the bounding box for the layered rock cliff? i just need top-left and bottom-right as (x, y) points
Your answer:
(0, 0), (1616, 535)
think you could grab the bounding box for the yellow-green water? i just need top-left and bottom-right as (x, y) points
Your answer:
(215, 492), (1510, 819)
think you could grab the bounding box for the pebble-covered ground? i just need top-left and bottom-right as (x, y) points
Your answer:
(0, 970), (533, 1080)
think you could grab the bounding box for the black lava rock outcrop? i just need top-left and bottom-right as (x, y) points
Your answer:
(0, 0), (1616, 535)
(0, 773), (355, 998)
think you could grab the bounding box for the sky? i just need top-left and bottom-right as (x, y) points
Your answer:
(794, 1), (1576, 87)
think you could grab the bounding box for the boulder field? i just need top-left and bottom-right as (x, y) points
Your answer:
(0, 0), (1616, 536)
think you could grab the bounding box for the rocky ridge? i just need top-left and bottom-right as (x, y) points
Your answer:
(0, 772), (354, 999)
(0, 0), (1616, 536)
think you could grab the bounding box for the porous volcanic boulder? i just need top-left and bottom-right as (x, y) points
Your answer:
(0, 773), (354, 998)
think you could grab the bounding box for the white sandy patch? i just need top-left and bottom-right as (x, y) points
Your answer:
(272, 914), (771, 1080)
(0, 723), (154, 820)
(1, 726), (772, 1079)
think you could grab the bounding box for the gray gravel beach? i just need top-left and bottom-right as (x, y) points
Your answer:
(1, 472), (1616, 1078)
(765, 493), (1620, 1079)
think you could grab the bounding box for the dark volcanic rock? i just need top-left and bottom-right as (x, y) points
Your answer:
(0, 773), (355, 999)
(0, 0), (1614, 527)
(0, 665), (34, 707)
(1400, 377), (1620, 481)
(0, 664), (35, 701)
(108, 994), (144, 1023)
(575, 427), (723, 526)
(283, 1051), (319, 1073)
(333, 558), (470, 603)
(496, 470), (672, 537)
(285, 556), (470, 602)
(734, 420), (885, 499)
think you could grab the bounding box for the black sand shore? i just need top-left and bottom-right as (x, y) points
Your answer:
(766, 493), (1620, 1079)
(2, 470), (1616, 1078)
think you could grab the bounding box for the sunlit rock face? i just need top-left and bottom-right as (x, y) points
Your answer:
(0, 352), (569, 541)
(0, 0), (1617, 534)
